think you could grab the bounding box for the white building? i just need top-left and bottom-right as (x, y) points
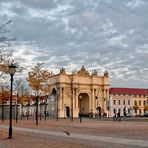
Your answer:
(109, 88), (148, 117)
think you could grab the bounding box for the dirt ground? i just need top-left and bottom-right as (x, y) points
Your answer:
(0, 118), (148, 148)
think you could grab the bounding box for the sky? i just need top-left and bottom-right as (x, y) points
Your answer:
(0, 0), (148, 88)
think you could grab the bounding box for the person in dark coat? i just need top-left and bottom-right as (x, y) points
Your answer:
(117, 112), (121, 121)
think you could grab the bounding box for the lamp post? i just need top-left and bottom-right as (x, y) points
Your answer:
(27, 102), (30, 120)
(36, 96), (39, 126)
(15, 94), (18, 123)
(71, 73), (73, 122)
(79, 95), (82, 123)
(44, 95), (48, 121)
(8, 63), (16, 139)
(2, 86), (4, 122)
(56, 92), (58, 121)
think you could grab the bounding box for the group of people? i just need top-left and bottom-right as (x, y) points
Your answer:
(113, 111), (126, 121)
(94, 112), (107, 118)
(113, 112), (121, 121)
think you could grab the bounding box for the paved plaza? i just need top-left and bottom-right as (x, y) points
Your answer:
(0, 118), (148, 148)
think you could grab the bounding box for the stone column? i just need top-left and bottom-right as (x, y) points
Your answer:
(91, 88), (95, 113)
(73, 88), (76, 110)
(103, 89), (107, 114)
(59, 88), (62, 110)
(76, 88), (79, 110)
(61, 87), (64, 110)
(74, 88), (79, 117)
(90, 89), (92, 112)
(106, 89), (109, 116)
(94, 89), (97, 110)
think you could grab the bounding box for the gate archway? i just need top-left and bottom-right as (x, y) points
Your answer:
(78, 93), (89, 117)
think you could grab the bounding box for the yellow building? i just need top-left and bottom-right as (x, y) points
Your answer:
(47, 66), (110, 118)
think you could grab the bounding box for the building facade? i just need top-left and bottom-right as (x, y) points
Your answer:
(109, 88), (148, 117)
(47, 66), (110, 118)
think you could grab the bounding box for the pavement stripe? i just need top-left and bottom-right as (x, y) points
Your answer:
(0, 125), (148, 147)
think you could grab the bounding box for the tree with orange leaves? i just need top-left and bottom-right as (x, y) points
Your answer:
(0, 85), (10, 121)
(26, 63), (50, 96)
(26, 63), (50, 125)
(144, 105), (148, 112)
(133, 100), (139, 115)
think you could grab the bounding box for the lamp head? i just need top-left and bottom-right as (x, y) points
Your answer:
(79, 95), (82, 99)
(8, 63), (16, 75)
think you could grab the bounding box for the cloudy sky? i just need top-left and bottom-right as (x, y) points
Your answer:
(0, 0), (148, 88)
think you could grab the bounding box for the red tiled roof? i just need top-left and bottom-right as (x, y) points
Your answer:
(109, 88), (148, 95)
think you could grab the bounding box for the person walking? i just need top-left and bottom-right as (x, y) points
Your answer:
(123, 107), (126, 120)
(112, 112), (116, 121)
(117, 112), (121, 121)
(124, 111), (126, 120)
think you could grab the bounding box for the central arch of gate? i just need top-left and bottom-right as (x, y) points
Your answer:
(78, 93), (89, 116)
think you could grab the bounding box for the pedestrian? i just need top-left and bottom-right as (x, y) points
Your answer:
(113, 112), (116, 121)
(124, 111), (126, 117)
(123, 111), (126, 120)
(117, 112), (121, 121)
(99, 112), (101, 118)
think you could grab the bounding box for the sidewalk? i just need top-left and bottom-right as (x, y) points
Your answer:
(0, 118), (148, 148)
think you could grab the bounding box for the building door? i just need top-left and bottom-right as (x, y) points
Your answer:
(65, 106), (70, 117)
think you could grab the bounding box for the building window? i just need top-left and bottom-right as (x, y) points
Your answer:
(139, 101), (141, 106)
(113, 108), (116, 113)
(118, 100), (120, 105)
(113, 100), (116, 105)
(139, 109), (141, 114)
(128, 109), (130, 114)
(123, 100), (125, 105)
(118, 108), (121, 113)
(144, 101), (146, 106)
(128, 100), (130, 105)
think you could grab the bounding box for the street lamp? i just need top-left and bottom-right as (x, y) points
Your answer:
(36, 96), (39, 126)
(15, 93), (18, 123)
(44, 95), (48, 121)
(8, 63), (16, 139)
(79, 95), (82, 123)
(2, 86), (4, 122)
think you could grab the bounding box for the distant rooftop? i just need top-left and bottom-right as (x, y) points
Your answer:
(110, 88), (148, 96)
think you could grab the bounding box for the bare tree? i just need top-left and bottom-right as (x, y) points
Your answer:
(0, 18), (15, 77)
(13, 78), (28, 122)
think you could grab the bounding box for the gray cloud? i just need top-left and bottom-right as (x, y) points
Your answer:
(0, 0), (148, 88)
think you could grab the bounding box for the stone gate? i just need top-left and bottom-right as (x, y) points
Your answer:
(48, 66), (110, 118)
